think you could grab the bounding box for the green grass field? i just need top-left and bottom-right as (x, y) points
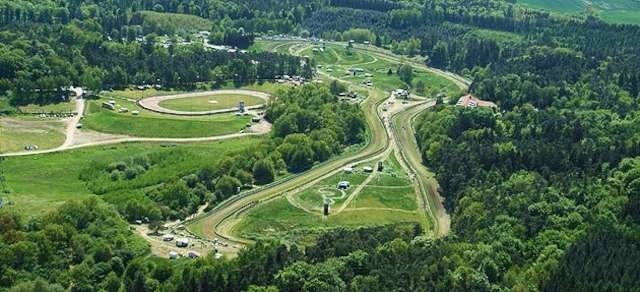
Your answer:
(1, 138), (261, 215)
(301, 43), (460, 97)
(234, 150), (425, 239)
(0, 117), (66, 153)
(295, 171), (370, 210)
(83, 101), (251, 138)
(158, 94), (265, 112)
(233, 197), (426, 240)
(518, 0), (640, 25)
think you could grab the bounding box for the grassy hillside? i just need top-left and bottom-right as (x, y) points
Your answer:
(517, 0), (640, 25)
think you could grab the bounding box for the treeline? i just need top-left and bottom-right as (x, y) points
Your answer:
(0, 198), (149, 291)
(2, 30), (310, 105)
(0, 204), (422, 291)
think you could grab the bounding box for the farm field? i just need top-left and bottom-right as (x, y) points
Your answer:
(0, 117), (66, 153)
(518, 0), (640, 25)
(82, 99), (252, 138)
(1, 138), (262, 215)
(157, 94), (264, 112)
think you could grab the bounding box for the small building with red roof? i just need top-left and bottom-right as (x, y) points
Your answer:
(456, 94), (497, 108)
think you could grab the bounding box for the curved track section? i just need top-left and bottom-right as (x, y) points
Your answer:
(186, 40), (468, 247)
(138, 89), (270, 116)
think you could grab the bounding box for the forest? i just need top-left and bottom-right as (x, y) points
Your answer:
(1, 0), (640, 291)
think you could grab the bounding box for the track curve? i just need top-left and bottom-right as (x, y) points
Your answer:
(138, 89), (270, 116)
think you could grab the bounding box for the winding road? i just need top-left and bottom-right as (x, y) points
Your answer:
(186, 40), (470, 248)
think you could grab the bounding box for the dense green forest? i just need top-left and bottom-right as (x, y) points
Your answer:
(2, 0), (640, 291)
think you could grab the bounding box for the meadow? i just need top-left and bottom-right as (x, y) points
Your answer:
(0, 117), (66, 153)
(1, 138), (262, 215)
(232, 197), (427, 241)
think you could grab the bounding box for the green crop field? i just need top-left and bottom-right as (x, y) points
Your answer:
(83, 101), (251, 138)
(157, 94), (265, 112)
(1, 138), (261, 215)
(517, 0), (640, 25)
(0, 117), (66, 153)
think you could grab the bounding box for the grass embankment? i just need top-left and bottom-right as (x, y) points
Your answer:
(158, 94), (264, 112)
(1, 138), (261, 215)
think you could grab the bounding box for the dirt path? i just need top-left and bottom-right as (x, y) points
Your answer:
(0, 121), (271, 157)
(335, 157), (386, 213)
(392, 101), (451, 236)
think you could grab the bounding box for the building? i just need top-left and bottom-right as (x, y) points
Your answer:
(337, 181), (350, 189)
(456, 94), (497, 108)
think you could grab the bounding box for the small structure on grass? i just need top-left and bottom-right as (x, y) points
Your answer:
(377, 161), (384, 172)
(394, 89), (410, 100)
(102, 101), (116, 110)
(323, 201), (330, 216)
(176, 238), (190, 248)
(169, 251), (179, 260)
(363, 166), (374, 173)
(337, 181), (350, 189)
(238, 101), (246, 113)
(343, 166), (354, 174)
(456, 94), (497, 108)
